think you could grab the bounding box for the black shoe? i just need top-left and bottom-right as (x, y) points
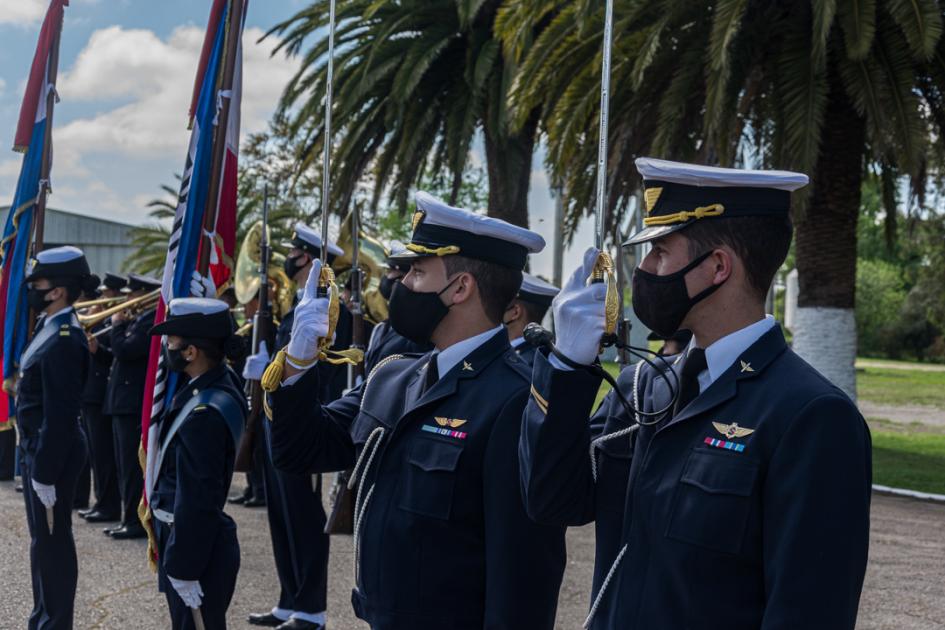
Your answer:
(276, 620), (324, 630)
(244, 497), (266, 508)
(14, 483), (22, 493)
(78, 508), (94, 518)
(227, 494), (247, 505)
(109, 524), (147, 540)
(247, 612), (285, 627)
(103, 524), (122, 536)
(85, 510), (121, 523)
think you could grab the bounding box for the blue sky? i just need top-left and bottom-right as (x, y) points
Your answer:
(0, 0), (590, 279)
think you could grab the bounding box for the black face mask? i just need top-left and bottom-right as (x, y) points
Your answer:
(283, 254), (305, 280)
(387, 276), (458, 344)
(631, 251), (723, 338)
(163, 345), (190, 373)
(27, 286), (54, 312)
(378, 276), (396, 301)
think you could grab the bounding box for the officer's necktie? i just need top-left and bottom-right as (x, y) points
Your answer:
(673, 347), (707, 418)
(421, 354), (439, 395)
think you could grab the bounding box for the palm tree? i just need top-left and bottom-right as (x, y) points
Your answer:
(265, 0), (538, 227)
(498, 0), (945, 399)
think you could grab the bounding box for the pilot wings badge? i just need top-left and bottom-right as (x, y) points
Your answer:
(435, 417), (467, 429)
(712, 422), (755, 439)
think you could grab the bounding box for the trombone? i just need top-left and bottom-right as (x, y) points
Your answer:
(75, 295), (126, 310)
(79, 289), (161, 338)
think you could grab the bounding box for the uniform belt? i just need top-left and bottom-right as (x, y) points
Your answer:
(152, 508), (175, 525)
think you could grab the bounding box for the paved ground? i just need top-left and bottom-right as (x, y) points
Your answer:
(0, 481), (942, 629)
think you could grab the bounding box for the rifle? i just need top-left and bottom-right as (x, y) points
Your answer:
(235, 185), (274, 472)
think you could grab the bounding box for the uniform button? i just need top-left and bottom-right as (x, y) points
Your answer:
(192, 389), (199, 396)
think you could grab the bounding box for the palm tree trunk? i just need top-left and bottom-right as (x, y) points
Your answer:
(791, 74), (865, 401)
(483, 110), (538, 228)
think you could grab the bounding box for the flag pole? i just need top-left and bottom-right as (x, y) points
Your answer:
(30, 12), (64, 255)
(196, 0), (244, 278)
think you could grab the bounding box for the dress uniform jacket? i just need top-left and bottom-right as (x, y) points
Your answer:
(16, 308), (89, 629)
(520, 325), (872, 630)
(268, 329), (566, 630)
(104, 309), (156, 416)
(511, 340), (537, 367)
(151, 364), (246, 629)
(363, 320), (432, 375)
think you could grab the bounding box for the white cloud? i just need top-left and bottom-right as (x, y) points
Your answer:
(56, 25), (298, 162)
(0, 77), (6, 97)
(0, 0), (46, 26)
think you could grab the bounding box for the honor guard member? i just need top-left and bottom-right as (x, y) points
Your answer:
(17, 246), (99, 630)
(266, 192), (567, 630)
(362, 241), (432, 375)
(103, 272), (161, 540)
(78, 276), (123, 523)
(502, 272), (558, 366)
(243, 223), (342, 630)
(520, 158), (872, 629)
(146, 298), (247, 630)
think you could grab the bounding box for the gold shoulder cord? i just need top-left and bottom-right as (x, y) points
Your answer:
(261, 265), (363, 396)
(588, 251), (619, 347)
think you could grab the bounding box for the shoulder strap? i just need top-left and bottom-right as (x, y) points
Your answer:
(147, 389), (245, 498)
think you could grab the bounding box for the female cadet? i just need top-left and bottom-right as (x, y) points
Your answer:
(146, 298), (247, 630)
(17, 246), (99, 629)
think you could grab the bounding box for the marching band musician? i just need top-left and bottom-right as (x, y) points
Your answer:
(520, 159), (872, 629)
(265, 193), (567, 629)
(362, 241), (432, 375)
(501, 272), (559, 366)
(146, 298), (247, 630)
(16, 246), (99, 630)
(103, 272), (161, 540)
(77, 274), (124, 524)
(244, 223), (342, 630)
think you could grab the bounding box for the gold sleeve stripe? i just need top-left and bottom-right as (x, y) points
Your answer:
(530, 384), (549, 414)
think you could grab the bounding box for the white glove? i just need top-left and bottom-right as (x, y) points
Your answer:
(287, 261), (331, 368)
(31, 479), (56, 508)
(242, 340), (270, 381)
(552, 247), (608, 366)
(190, 271), (216, 298)
(168, 576), (204, 609)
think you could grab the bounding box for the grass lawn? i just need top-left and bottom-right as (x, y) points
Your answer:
(857, 366), (945, 410)
(871, 431), (945, 495)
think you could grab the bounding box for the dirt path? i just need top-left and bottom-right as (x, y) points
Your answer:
(859, 400), (945, 428)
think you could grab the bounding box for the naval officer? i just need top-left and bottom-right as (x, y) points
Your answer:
(502, 272), (559, 366)
(244, 223), (342, 630)
(17, 246), (99, 630)
(103, 272), (161, 539)
(266, 192), (567, 629)
(146, 298), (247, 629)
(520, 158), (872, 629)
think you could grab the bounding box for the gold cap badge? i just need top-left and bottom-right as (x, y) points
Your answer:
(411, 210), (425, 232)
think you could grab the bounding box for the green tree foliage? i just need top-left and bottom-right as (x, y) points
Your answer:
(265, 0), (538, 227)
(855, 258), (907, 356)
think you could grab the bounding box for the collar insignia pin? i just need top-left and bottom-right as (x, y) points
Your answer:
(713, 421), (755, 439)
(462, 361), (473, 371)
(740, 360), (754, 373)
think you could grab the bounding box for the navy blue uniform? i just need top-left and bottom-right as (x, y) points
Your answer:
(520, 326), (872, 629)
(16, 309), (89, 629)
(268, 329), (566, 629)
(104, 309), (155, 527)
(363, 320), (431, 375)
(150, 364), (246, 630)
(259, 302), (330, 620)
(511, 340), (537, 367)
(81, 322), (120, 516)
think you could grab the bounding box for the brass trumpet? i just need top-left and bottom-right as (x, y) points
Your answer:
(74, 295), (127, 310)
(79, 289), (161, 337)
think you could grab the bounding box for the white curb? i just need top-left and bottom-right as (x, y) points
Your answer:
(872, 484), (945, 504)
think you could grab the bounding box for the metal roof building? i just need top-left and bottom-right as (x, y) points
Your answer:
(0, 207), (138, 277)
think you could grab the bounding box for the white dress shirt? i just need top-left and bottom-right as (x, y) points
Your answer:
(432, 325), (505, 379)
(509, 336), (526, 349)
(693, 315), (777, 393)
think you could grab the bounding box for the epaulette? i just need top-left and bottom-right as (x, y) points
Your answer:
(503, 351), (532, 381)
(59, 324), (71, 337)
